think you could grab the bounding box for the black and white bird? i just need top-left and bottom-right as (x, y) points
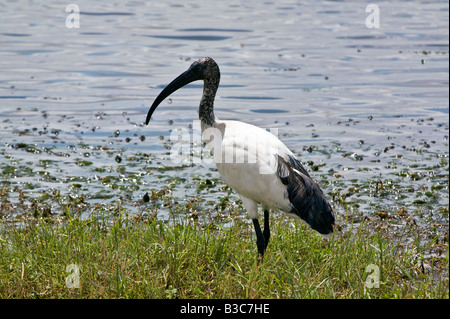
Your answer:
(146, 57), (335, 257)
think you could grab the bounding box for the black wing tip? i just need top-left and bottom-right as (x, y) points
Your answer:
(311, 204), (335, 235)
(276, 154), (335, 235)
(299, 194), (335, 235)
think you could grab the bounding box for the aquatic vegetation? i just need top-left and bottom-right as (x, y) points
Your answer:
(0, 0), (448, 298)
(0, 109), (448, 299)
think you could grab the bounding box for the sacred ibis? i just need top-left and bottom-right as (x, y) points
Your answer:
(146, 57), (335, 257)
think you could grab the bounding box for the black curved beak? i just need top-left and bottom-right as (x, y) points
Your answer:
(145, 67), (201, 125)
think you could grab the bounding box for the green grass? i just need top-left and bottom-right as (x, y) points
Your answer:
(0, 208), (448, 298)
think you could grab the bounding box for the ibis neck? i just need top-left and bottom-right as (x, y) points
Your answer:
(199, 79), (218, 127)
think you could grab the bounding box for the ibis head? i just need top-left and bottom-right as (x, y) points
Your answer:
(146, 57), (220, 126)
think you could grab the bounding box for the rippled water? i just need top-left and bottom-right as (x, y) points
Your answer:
(0, 1), (448, 231)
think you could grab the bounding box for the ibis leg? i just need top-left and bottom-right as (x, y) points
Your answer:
(263, 210), (270, 250)
(252, 218), (265, 257)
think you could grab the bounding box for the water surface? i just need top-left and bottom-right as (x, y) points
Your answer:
(0, 1), (448, 236)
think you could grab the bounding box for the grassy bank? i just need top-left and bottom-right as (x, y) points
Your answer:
(0, 207), (448, 299)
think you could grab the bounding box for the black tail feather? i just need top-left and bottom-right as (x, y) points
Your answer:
(276, 155), (335, 235)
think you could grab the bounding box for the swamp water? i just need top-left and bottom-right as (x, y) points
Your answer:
(0, 1), (448, 257)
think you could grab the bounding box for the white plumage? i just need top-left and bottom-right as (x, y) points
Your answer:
(208, 120), (293, 218)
